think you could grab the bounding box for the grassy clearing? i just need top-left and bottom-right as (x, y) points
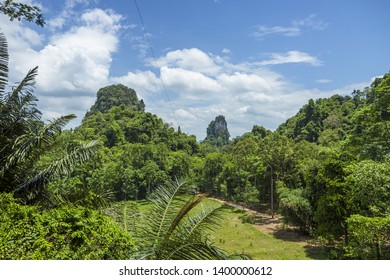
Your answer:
(109, 197), (328, 260)
(202, 198), (325, 259)
(208, 202), (322, 259)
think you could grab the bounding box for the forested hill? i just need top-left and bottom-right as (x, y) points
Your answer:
(276, 94), (359, 144)
(76, 84), (198, 151)
(66, 84), (200, 201)
(85, 84), (145, 117)
(276, 73), (390, 159)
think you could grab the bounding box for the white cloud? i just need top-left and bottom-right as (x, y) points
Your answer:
(316, 79), (332, 84)
(293, 14), (328, 30)
(111, 71), (161, 95)
(47, 0), (94, 31)
(175, 108), (197, 121)
(252, 14), (328, 39)
(218, 72), (278, 92)
(155, 48), (221, 75)
(222, 48), (231, 55)
(1, 7), (124, 128)
(258, 51), (322, 66)
(237, 91), (274, 103)
(110, 47), (353, 138)
(35, 10), (121, 93)
(160, 66), (223, 95)
(252, 26), (301, 38)
(80, 8), (122, 32)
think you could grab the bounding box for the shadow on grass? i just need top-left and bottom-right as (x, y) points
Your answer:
(219, 204), (247, 214)
(273, 228), (308, 242)
(303, 245), (331, 260)
(272, 228), (331, 259)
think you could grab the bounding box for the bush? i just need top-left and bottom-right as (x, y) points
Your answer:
(346, 214), (390, 259)
(278, 186), (312, 233)
(0, 193), (135, 259)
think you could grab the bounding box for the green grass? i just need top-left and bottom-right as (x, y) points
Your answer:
(110, 197), (328, 260)
(208, 202), (320, 259)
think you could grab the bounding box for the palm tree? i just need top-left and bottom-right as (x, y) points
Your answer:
(132, 179), (248, 260)
(0, 32), (98, 202)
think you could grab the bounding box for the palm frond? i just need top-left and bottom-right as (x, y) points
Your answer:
(134, 179), (241, 260)
(14, 140), (99, 196)
(9, 66), (38, 99)
(4, 114), (76, 173)
(0, 32), (9, 96)
(146, 179), (185, 240)
(0, 66), (41, 135)
(165, 193), (206, 240)
(179, 205), (225, 241)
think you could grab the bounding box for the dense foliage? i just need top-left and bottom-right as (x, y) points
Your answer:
(0, 193), (134, 259)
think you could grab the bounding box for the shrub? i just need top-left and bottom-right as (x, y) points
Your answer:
(346, 214), (390, 259)
(0, 193), (135, 259)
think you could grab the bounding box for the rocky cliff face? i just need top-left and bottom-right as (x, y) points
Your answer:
(205, 115), (230, 146)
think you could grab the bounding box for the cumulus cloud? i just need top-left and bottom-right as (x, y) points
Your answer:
(111, 71), (161, 95)
(161, 66), (223, 95)
(35, 26), (119, 93)
(218, 72), (278, 92)
(1, 6), (123, 126)
(48, 0), (97, 31)
(154, 48), (221, 75)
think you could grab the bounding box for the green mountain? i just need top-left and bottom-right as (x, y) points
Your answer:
(62, 85), (199, 200)
(204, 115), (230, 146)
(85, 84), (145, 117)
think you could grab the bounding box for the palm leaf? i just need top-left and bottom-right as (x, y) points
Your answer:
(165, 193), (206, 240)
(1, 66), (39, 118)
(0, 65), (41, 151)
(4, 114), (76, 174)
(179, 205), (225, 241)
(146, 179), (184, 240)
(0, 32), (8, 96)
(134, 179), (244, 260)
(14, 140), (100, 196)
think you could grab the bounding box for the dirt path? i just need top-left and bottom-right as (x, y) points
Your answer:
(211, 198), (312, 245)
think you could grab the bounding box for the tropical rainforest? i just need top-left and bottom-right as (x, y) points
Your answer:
(0, 4), (389, 260)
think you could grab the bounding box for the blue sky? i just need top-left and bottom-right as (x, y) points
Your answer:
(1, 0), (389, 139)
